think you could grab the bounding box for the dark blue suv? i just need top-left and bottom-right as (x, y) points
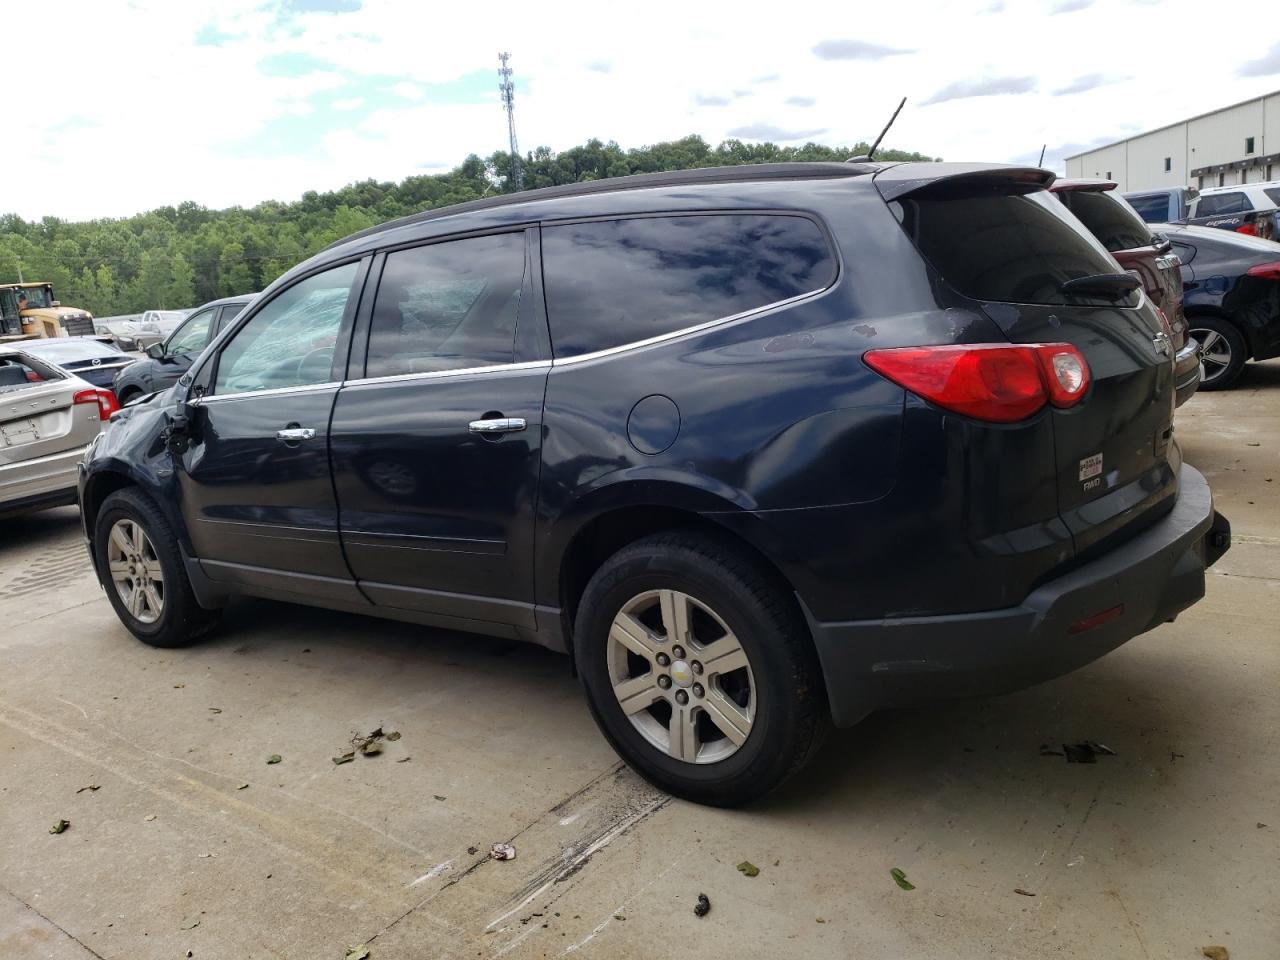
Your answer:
(79, 162), (1230, 805)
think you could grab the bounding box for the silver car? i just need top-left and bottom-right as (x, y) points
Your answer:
(1, 346), (116, 518)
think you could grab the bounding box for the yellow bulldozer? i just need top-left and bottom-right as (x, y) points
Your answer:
(0, 281), (96, 341)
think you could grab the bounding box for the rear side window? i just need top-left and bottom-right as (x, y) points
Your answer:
(542, 214), (836, 358)
(1264, 187), (1280, 206)
(1197, 192), (1250, 216)
(365, 232), (524, 378)
(1126, 194), (1169, 223)
(1057, 190), (1152, 252)
(892, 187), (1129, 306)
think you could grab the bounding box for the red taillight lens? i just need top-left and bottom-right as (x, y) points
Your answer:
(1236, 223), (1257, 236)
(1246, 261), (1280, 281)
(73, 388), (121, 421)
(864, 343), (1090, 423)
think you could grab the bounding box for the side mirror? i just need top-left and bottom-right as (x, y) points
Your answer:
(146, 343), (165, 359)
(165, 410), (191, 456)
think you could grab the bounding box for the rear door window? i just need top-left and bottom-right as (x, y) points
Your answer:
(364, 232), (525, 378)
(1057, 190), (1152, 252)
(1197, 192), (1251, 216)
(892, 186), (1128, 306)
(541, 214), (836, 358)
(1264, 187), (1280, 206)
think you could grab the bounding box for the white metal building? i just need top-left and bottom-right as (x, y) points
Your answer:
(1064, 90), (1280, 192)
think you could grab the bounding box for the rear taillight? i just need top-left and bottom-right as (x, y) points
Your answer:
(73, 388), (121, 421)
(1236, 223), (1257, 236)
(863, 343), (1091, 423)
(1246, 261), (1280, 281)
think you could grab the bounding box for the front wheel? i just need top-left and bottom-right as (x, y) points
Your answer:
(1189, 316), (1247, 390)
(574, 532), (829, 807)
(94, 488), (220, 647)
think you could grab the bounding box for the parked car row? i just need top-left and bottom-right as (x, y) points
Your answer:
(73, 160), (1234, 806)
(1126, 181), (1280, 240)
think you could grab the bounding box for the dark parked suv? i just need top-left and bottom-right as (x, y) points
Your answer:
(79, 162), (1230, 805)
(113, 295), (254, 404)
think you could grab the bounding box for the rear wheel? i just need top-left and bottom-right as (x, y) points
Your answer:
(117, 387), (142, 407)
(574, 532), (828, 807)
(1189, 316), (1247, 390)
(94, 488), (219, 647)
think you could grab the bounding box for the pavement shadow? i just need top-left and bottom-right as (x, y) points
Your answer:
(0, 505), (82, 554)
(1238, 357), (1280, 390)
(758, 642), (1216, 818)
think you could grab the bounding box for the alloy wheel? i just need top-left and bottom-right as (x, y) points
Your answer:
(606, 589), (755, 764)
(107, 519), (165, 624)
(1190, 326), (1233, 387)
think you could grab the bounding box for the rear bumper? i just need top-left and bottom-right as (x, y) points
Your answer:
(1174, 340), (1200, 407)
(1, 444), (88, 511)
(806, 464), (1229, 726)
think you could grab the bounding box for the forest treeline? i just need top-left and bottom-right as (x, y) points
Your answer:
(0, 136), (937, 316)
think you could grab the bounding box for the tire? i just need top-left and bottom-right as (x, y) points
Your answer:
(118, 387), (142, 407)
(1188, 316), (1247, 390)
(574, 532), (829, 807)
(94, 488), (220, 647)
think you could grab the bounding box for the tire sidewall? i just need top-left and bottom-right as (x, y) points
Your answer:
(575, 544), (802, 795)
(94, 494), (184, 642)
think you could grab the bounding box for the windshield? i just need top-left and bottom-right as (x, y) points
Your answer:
(15, 286), (53, 309)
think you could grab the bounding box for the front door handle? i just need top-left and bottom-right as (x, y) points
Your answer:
(276, 427), (317, 442)
(468, 418), (527, 435)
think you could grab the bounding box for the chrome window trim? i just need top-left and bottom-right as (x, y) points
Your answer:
(191, 380), (342, 405)
(549, 285), (832, 367)
(342, 359), (551, 389)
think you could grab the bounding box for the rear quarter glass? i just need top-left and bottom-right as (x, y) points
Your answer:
(541, 213), (837, 358)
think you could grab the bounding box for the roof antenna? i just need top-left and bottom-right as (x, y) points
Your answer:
(850, 97), (907, 162)
(1038, 144), (1046, 167)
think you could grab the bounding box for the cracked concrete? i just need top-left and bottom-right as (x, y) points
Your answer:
(1, 361), (1277, 959)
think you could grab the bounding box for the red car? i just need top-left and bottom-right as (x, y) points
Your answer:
(1052, 179), (1200, 407)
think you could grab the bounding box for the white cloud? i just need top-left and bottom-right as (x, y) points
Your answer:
(2, 0), (1277, 220)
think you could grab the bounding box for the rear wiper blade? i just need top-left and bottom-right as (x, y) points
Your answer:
(1060, 273), (1141, 299)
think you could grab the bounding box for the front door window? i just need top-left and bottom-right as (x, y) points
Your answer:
(213, 262), (358, 395)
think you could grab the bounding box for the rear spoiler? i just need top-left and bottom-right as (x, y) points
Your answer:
(872, 163), (1056, 202)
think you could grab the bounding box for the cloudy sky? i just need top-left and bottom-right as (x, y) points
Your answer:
(5, 0), (1279, 221)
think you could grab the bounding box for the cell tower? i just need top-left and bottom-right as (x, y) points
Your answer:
(498, 52), (522, 190)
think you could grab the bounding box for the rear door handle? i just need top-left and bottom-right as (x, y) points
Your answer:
(468, 418), (527, 435)
(275, 427), (317, 441)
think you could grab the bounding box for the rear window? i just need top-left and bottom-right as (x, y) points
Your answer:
(20, 338), (122, 360)
(891, 186), (1130, 306)
(1126, 194), (1170, 223)
(0, 353), (66, 393)
(542, 214), (836, 358)
(1057, 190), (1152, 252)
(1197, 192), (1251, 216)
